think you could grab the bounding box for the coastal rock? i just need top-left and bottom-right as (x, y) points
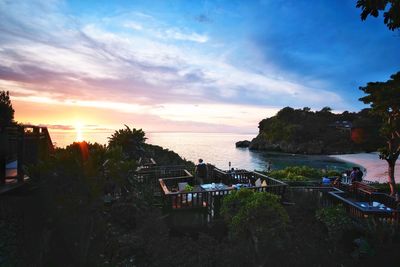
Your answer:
(235, 140), (251, 148)
(246, 106), (383, 155)
(248, 135), (350, 154)
(248, 136), (367, 154)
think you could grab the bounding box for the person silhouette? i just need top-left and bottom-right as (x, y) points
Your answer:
(195, 158), (207, 184)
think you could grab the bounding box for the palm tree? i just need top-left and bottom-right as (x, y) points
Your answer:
(108, 125), (147, 160)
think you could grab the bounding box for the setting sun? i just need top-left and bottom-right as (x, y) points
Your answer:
(75, 121), (84, 142)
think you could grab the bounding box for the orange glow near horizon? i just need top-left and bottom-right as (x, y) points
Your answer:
(75, 121), (84, 142)
(11, 97), (272, 134)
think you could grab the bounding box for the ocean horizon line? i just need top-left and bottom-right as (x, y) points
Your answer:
(48, 129), (258, 135)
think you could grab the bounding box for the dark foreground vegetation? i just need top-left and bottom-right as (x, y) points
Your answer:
(1, 127), (400, 266)
(1, 3), (400, 262)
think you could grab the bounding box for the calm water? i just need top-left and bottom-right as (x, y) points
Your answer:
(49, 131), (353, 171)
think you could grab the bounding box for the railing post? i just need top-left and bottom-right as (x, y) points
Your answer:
(0, 156), (5, 185)
(17, 127), (24, 182)
(0, 127), (6, 185)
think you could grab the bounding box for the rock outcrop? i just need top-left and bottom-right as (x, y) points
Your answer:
(238, 106), (383, 155)
(235, 140), (251, 148)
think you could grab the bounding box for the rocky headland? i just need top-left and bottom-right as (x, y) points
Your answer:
(237, 107), (383, 155)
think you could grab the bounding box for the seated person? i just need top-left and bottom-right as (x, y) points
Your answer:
(322, 176), (331, 185)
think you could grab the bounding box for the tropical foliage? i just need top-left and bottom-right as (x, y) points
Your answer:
(0, 90), (14, 127)
(269, 166), (341, 181)
(221, 189), (289, 266)
(108, 125), (146, 160)
(252, 106), (383, 153)
(316, 205), (353, 244)
(359, 72), (400, 195)
(356, 0), (400, 30)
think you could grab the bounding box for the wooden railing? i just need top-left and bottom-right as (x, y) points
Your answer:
(135, 166), (192, 195)
(340, 175), (375, 185)
(137, 157), (157, 169)
(159, 169), (287, 220)
(328, 189), (400, 225)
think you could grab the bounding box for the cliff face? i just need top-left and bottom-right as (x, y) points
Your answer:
(249, 134), (363, 154)
(247, 107), (383, 155)
(249, 135), (324, 154)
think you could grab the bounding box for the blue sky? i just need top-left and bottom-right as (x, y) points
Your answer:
(0, 0), (399, 133)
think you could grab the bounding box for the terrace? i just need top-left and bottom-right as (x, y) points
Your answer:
(159, 167), (287, 221)
(136, 163), (399, 227)
(328, 183), (400, 224)
(134, 165), (193, 197)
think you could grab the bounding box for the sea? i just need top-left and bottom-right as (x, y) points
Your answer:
(49, 131), (355, 172)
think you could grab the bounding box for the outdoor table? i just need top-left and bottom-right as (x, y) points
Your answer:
(356, 201), (392, 211)
(201, 183), (230, 191)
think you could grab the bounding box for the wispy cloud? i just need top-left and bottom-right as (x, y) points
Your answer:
(123, 21), (143, 31)
(163, 28), (209, 43)
(0, 0), (360, 132)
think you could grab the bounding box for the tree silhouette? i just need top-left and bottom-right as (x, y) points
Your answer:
(319, 106), (332, 113)
(356, 0), (400, 31)
(0, 91), (14, 127)
(359, 72), (400, 195)
(108, 125), (147, 160)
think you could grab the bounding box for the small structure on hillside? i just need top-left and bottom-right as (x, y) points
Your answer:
(0, 124), (53, 193)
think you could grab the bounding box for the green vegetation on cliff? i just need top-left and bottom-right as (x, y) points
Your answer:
(250, 107), (383, 154)
(268, 166), (341, 181)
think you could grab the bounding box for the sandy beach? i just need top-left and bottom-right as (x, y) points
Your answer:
(329, 152), (400, 183)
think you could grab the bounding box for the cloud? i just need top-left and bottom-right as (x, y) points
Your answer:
(123, 21), (143, 31)
(163, 28), (209, 43)
(38, 124), (75, 131)
(0, 0), (355, 132)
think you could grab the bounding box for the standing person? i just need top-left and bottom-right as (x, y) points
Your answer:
(228, 167), (236, 183)
(350, 167), (358, 183)
(267, 160), (272, 172)
(195, 158), (207, 185)
(356, 167), (363, 182)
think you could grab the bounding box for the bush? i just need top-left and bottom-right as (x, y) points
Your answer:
(269, 165), (340, 181)
(221, 190), (289, 265)
(316, 205), (353, 243)
(286, 174), (308, 181)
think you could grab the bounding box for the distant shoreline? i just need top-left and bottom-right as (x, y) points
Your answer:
(329, 152), (400, 184)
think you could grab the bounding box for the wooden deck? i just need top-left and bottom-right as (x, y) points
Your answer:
(159, 168), (287, 221)
(328, 185), (400, 225)
(134, 165), (192, 196)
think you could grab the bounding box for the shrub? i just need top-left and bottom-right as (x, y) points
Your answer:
(269, 165), (339, 181)
(221, 189), (289, 264)
(286, 174), (308, 181)
(316, 205), (353, 243)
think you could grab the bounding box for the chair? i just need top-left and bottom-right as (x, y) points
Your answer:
(178, 182), (188, 191)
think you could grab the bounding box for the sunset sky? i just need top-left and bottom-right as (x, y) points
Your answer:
(1, 0), (399, 134)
